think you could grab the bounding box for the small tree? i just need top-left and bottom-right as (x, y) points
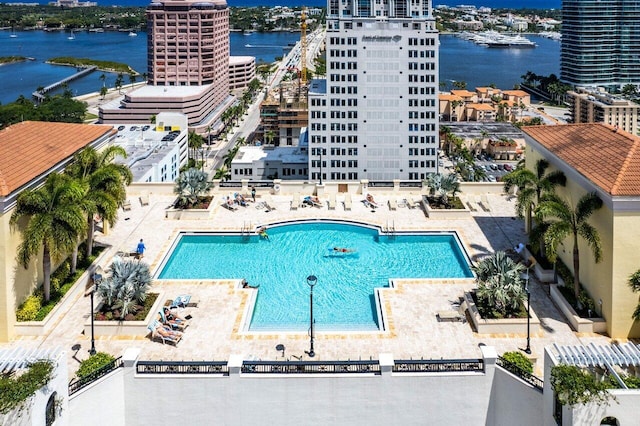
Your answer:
(174, 168), (212, 208)
(472, 251), (525, 318)
(423, 173), (460, 208)
(96, 258), (151, 320)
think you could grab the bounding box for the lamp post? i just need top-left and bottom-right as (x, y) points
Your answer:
(318, 148), (323, 186)
(521, 256), (536, 355)
(86, 270), (102, 356)
(306, 275), (317, 358)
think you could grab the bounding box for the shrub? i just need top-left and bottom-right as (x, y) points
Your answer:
(76, 352), (115, 379)
(551, 365), (613, 407)
(502, 351), (533, 374)
(0, 360), (54, 415)
(16, 295), (42, 321)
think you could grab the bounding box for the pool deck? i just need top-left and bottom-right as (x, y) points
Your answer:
(2, 192), (613, 376)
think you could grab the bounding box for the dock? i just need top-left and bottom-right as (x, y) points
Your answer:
(32, 65), (97, 102)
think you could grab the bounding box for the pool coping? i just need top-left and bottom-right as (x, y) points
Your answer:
(152, 219), (477, 336)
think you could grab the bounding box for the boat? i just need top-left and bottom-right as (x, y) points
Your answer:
(67, 30), (75, 40)
(128, 31), (138, 37)
(10, 28), (17, 38)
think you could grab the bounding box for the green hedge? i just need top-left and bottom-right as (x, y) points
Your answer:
(502, 351), (533, 374)
(76, 352), (115, 379)
(16, 245), (104, 322)
(0, 360), (54, 415)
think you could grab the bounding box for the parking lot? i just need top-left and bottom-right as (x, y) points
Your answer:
(440, 154), (519, 182)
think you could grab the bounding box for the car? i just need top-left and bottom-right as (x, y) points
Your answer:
(490, 164), (498, 171)
(130, 126), (138, 131)
(117, 125), (125, 131)
(497, 164), (505, 171)
(488, 175), (497, 182)
(142, 125), (150, 131)
(504, 164), (513, 172)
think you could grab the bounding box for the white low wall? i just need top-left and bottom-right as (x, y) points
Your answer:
(423, 198), (472, 219)
(549, 285), (607, 334)
(463, 292), (541, 335)
(69, 368), (125, 426)
(83, 292), (164, 337)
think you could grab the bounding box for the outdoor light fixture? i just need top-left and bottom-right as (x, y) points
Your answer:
(86, 269), (103, 356)
(306, 275), (317, 358)
(521, 256), (536, 355)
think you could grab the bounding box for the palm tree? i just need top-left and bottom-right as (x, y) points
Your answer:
(174, 168), (213, 208)
(188, 131), (204, 166)
(128, 73), (136, 88)
(99, 86), (108, 100)
(99, 73), (106, 87)
(114, 73), (124, 94)
(536, 192), (603, 300)
(10, 174), (86, 301)
(65, 146), (132, 262)
(96, 258), (151, 320)
(265, 130), (276, 146)
(502, 159), (566, 233)
(473, 251), (526, 317)
(424, 173), (460, 207)
(214, 165), (231, 181)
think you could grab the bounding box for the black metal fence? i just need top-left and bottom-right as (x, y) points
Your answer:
(367, 181), (394, 188)
(241, 360), (381, 374)
(136, 361), (229, 375)
(68, 357), (123, 396)
(497, 356), (544, 391)
(393, 359), (484, 373)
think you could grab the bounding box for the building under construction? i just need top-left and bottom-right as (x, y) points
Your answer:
(259, 81), (309, 147)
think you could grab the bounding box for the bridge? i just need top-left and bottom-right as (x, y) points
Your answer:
(32, 65), (98, 102)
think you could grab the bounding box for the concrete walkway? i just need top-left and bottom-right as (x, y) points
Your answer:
(1, 191), (612, 377)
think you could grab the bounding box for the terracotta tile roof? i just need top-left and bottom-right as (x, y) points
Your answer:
(0, 121), (114, 197)
(439, 94), (463, 101)
(451, 90), (476, 97)
(502, 90), (529, 97)
(522, 123), (640, 196)
(476, 87), (490, 93)
(468, 103), (495, 111)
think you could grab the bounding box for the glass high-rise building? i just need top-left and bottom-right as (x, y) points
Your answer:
(561, 0), (640, 89)
(308, 0), (439, 182)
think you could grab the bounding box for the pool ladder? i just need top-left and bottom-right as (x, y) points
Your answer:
(383, 220), (396, 238)
(241, 221), (253, 237)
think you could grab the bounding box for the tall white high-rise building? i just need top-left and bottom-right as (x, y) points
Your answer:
(308, 0), (439, 181)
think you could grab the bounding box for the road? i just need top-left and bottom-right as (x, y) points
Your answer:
(206, 27), (326, 174)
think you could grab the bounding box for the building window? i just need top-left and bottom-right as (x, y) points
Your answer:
(46, 392), (57, 426)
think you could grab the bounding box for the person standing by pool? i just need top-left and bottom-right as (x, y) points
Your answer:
(136, 239), (146, 259)
(251, 186), (256, 202)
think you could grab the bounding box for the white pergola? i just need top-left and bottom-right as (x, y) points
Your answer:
(552, 343), (640, 388)
(0, 346), (62, 374)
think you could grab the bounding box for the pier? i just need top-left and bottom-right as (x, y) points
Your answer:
(32, 65), (97, 102)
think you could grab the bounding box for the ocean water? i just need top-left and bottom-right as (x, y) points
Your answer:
(0, 30), (560, 105)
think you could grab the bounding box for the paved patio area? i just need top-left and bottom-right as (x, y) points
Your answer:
(2, 191), (613, 377)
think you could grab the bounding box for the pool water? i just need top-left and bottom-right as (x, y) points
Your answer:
(157, 222), (473, 331)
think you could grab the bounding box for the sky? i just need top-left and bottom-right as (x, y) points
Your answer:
(81, 0), (561, 9)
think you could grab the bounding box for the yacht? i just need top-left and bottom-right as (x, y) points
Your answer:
(67, 30), (75, 40)
(128, 31), (138, 37)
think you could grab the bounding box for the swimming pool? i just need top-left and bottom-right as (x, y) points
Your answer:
(157, 222), (473, 331)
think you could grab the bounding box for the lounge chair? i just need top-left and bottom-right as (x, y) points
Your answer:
(148, 320), (182, 345)
(327, 193), (336, 210)
(159, 309), (188, 331)
(291, 193), (300, 210)
(222, 198), (238, 211)
(169, 294), (198, 310)
(139, 192), (149, 206)
(388, 198), (398, 211)
(263, 196), (276, 212)
(122, 200), (132, 211)
(479, 195), (491, 212)
(303, 196), (322, 208)
(344, 193), (352, 211)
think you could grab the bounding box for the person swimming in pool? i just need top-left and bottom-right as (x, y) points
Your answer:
(257, 226), (269, 240)
(333, 247), (355, 253)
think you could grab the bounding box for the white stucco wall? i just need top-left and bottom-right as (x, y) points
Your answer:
(488, 366), (543, 426)
(69, 368), (125, 426)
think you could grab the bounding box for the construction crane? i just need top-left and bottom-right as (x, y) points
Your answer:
(300, 7), (308, 85)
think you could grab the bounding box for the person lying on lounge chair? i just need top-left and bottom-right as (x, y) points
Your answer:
(163, 307), (188, 325)
(152, 319), (183, 339)
(159, 310), (187, 331)
(235, 193), (248, 207)
(365, 193), (379, 208)
(303, 195), (322, 207)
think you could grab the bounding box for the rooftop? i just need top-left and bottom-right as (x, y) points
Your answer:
(0, 121), (114, 197)
(234, 145), (308, 164)
(522, 123), (640, 196)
